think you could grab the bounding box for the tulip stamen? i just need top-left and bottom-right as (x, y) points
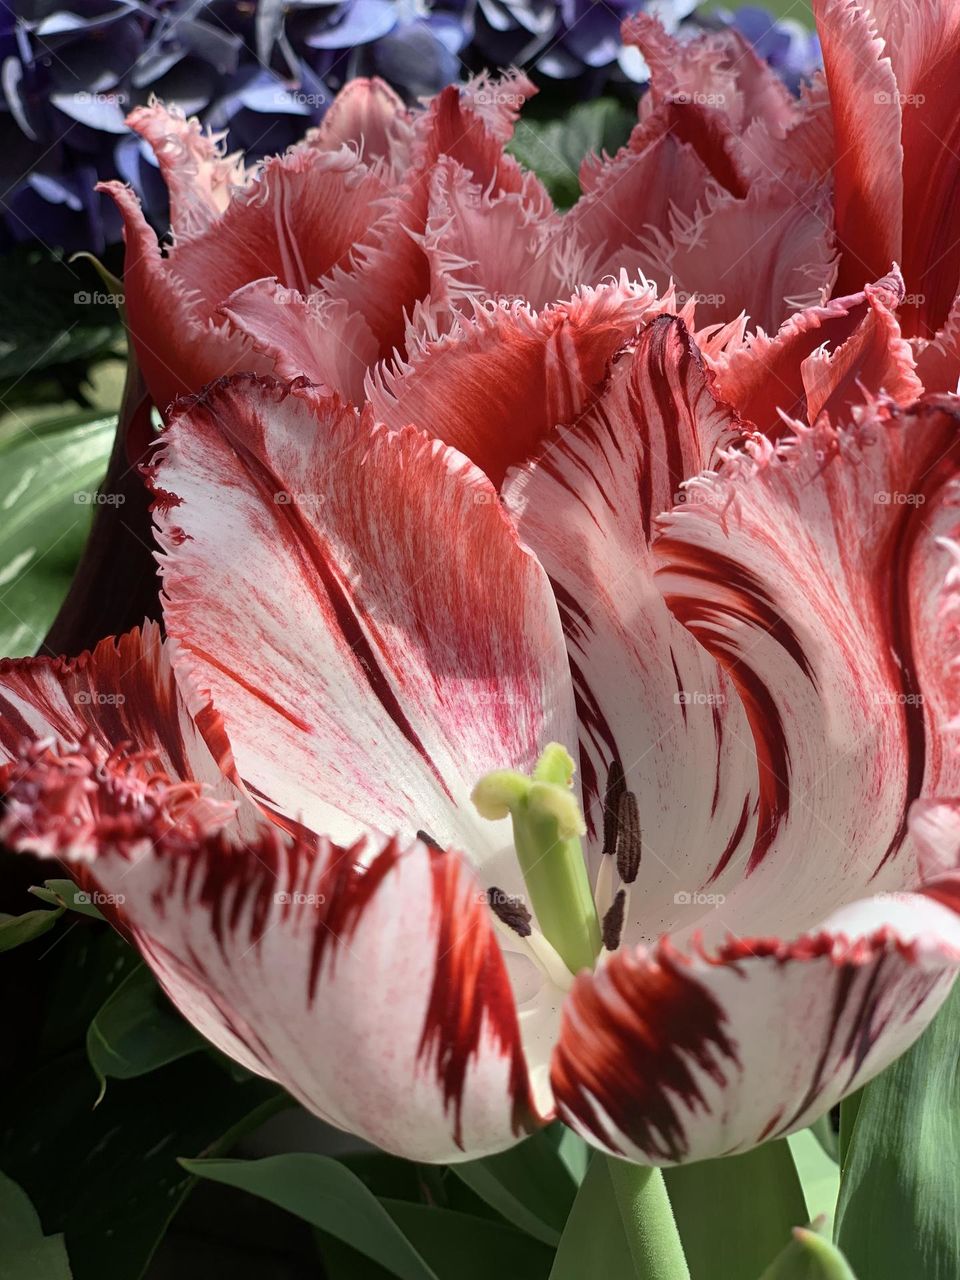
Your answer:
(602, 888), (627, 951)
(485, 886), (532, 937)
(416, 828), (444, 852)
(472, 743), (602, 975)
(615, 790), (641, 885)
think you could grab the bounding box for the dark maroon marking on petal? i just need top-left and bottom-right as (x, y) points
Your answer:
(486, 885), (532, 937)
(710, 704), (724, 817)
(657, 552), (795, 875)
(757, 1109), (785, 1142)
(602, 888), (627, 951)
(602, 759), (626, 858)
(420, 851), (538, 1147)
(671, 650), (687, 725)
(417, 829), (444, 852)
(551, 941), (739, 1162)
(773, 965), (856, 1138)
(616, 790), (641, 884)
(706, 794), (752, 885)
(179, 644), (313, 734)
(227, 434), (453, 802)
(660, 548), (816, 686)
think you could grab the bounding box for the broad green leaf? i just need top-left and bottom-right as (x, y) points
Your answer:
(450, 1129), (577, 1245)
(380, 1199), (554, 1279)
(664, 1140), (807, 1280)
(0, 412), (114, 657)
(181, 1155), (439, 1280)
(788, 1131), (841, 1230)
(760, 1225), (857, 1279)
(86, 963), (203, 1094)
(0, 1049), (283, 1280)
(29, 879), (105, 920)
(0, 1171), (72, 1279)
(835, 983), (960, 1279)
(550, 1154), (689, 1280)
(508, 98), (635, 208)
(544, 1122), (590, 1185)
(837, 1091), (862, 1174)
(0, 905), (64, 953)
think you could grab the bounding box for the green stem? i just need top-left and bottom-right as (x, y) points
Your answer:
(606, 1156), (691, 1280)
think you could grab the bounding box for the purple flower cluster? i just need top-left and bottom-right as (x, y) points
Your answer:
(0, 1), (821, 252)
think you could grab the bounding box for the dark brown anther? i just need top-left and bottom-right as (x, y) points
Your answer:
(417, 829), (444, 852)
(485, 886), (532, 938)
(602, 758), (626, 857)
(602, 889), (627, 951)
(616, 789), (641, 884)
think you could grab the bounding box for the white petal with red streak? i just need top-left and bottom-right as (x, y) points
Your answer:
(149, 376), (576, 895)
(0, 622), (258, 842)
(504, 316), (758, 939)
(653, 397), (960, 939)
(550, 893), (960, 1165)
(1, 745), (547, 1160)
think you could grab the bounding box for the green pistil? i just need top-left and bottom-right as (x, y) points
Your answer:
(472, 743), (602, 975)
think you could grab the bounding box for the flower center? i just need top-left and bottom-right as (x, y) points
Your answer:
(471, 743), (602, 975)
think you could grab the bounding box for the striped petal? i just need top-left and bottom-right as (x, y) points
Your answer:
(503, 316), (757, 942)
(551, 884), (960, 1165)
(1, 742), (543, 1160)
(148, 376), (576, 893)
(653, 395), (960, 940)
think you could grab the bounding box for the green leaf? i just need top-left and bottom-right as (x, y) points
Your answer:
(0, 905), (65, 953)
(380, 1199), (554, 1279)
(449, 1129), (577, 1245)
(508, 98), (635, 208)
(760, 1225), (857, 1280)
(0, 1171), (72, 1279)
(0, 411), (115, 657)
(835, 982), (960, 1279)
(550, 1154), (689, 1280)
(545, 1123), (590, 1184)
(0, 248), (122, 409)
(788, 1130), (841, 1231)
(0, 1050), (283, 1280)
(29, 880), (105, 920)
(664, 1140), (807, 1280)
(86, 963), (203, 1094)
(809, 1114), (839, 1163)
(181, 1155), (440, 1280)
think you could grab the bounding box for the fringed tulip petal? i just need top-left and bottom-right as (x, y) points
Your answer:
(148, 376), (577, 886)
(551, 887), (960, 1165)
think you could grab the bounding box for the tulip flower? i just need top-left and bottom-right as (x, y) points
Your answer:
(3, 315), (960, 1167)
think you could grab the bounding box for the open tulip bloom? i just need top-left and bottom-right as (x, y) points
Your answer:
(6, 0), (960, 1270)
